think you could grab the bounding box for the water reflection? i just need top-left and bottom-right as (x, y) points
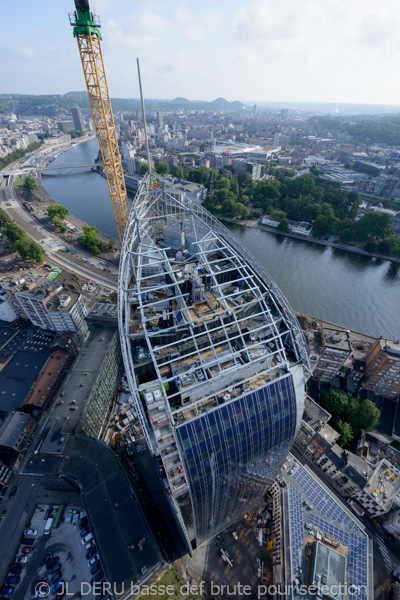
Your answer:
(384, 262), (400, 282)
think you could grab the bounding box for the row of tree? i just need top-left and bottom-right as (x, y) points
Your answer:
(320, 389), (380, 447)
(0, 142), (41, 171)
(138, 162), (398, 254)
(0, 208), (44, 262)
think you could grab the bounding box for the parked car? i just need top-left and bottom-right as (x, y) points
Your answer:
(44, 508), (52, 520)
(81, 533), (93, 546)
(49, 564), (61, 575)
(79, 519), (88, 531)
(88, 554), (99, 567)
(24, 529), (38, 537)
(86, 547), (97, 560)
(80, 527), (90, 537)
(9, 486), (18, 499)
(46, 557), (59, 570)
(90, 563), (101, 575)
(21, 547), (33, 554)
(15, 556), (28, 564)
(2, 588), (16, 596)
(40, 553), (53, 566)
(9, 567), (22, 575)
(5, 576), (20, 585)
(85, 540), (95, 550)
(51, 582), (64, 595)
(50, 573), (61, 585)
(21, 537), (34, 546)
(306, 542), (312, 557)
(90, 572), (104, 584)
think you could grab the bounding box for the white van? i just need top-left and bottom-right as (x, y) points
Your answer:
(44, 517), (54, 535)
(81, 533), (93, 546)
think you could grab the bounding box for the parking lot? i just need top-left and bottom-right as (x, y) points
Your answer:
(1, 503), (106, 600)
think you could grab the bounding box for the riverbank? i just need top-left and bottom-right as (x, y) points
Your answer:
(217, 216), (400, 264)
(35, 173), (120, 252)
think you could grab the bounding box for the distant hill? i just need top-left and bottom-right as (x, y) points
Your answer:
(172, 97), (190, 103)
(0, 93), (248, 117)
(210, 97), (246, 111)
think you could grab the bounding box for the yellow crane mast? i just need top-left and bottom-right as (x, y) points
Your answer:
(69, 0), (130, 243)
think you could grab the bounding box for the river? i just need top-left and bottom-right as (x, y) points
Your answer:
(42, 137), (400, 340)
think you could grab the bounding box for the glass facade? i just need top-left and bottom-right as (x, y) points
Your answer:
(175, 374), (297, 545)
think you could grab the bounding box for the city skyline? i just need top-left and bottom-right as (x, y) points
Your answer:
(2, 0), (400, 105)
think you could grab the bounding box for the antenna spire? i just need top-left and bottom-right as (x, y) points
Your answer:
(136, 58), (151, 174)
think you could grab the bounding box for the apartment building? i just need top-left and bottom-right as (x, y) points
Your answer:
(1, 274), (89, 341)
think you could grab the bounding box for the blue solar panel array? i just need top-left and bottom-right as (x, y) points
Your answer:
(348, 534), (368, 600)
(291, 468), (359, 533)
(309, 514), (350, 546)
(288, 484), (304, 574)
(288, 465), (368, 600)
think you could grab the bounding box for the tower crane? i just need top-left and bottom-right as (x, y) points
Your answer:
(69, 0), (130, 243)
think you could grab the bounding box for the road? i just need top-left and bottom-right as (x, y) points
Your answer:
(291, 446), (398, 599)
(1, 163), (118, 292)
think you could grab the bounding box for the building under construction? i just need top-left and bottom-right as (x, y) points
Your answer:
(68, 0), (310, 553)
(118, 174), (310, 549)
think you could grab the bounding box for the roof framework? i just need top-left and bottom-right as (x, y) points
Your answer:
(118, 174), (310, 451)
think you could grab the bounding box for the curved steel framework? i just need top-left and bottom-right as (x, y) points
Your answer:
(118, 173), (310, 545)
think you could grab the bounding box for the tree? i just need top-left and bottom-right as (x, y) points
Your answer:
(3, 222), (25, 243)
(47, 204), (69, 220)
(70, 129), (84, 139)
(364, 241), (377, 252)
(140, 163), (149, 175)
(310, 165), (320, 176)
(346, 398), (380, 431)
(270, 209), (287, 221)
(221, 198), (238, 218)
(51, 216), (67, 233)
(108, 239), (115, 250)
(22, 177), (38, 197)
(336, 420), (354, 447)
(15, 238), (44, 262)
(155, 162), (169, 175)
(171, 165), (184, 179)
(377, 239), (392, 255)
(321, 389), (349, 416)
(236, 203), (250, 219)
(348, 192), (361, 219)
(313, 213), (337, 235)
(81, 225), (107, 254)
(340, 228), (353, 243)
(278, 218), (289, 232)
(356, 211), (393, 241)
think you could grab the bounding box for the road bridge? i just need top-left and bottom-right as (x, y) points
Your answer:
(20, 164), (98, 172)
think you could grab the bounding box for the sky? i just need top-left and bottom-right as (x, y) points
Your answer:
(2, 0), (400, 105)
